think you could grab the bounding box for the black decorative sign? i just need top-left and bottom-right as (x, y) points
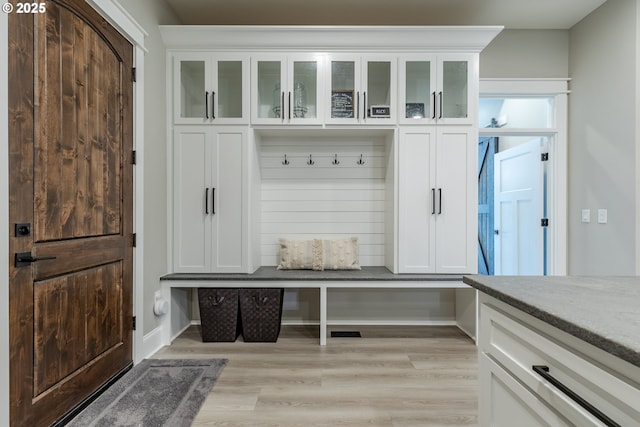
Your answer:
(331, 90), (354, 118)
(405, 102), (425, 119)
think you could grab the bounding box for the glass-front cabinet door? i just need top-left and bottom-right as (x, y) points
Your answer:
(399, 54), (475, 125)
(439, 55), (472, 123)
(173, 53), (249, 124)
(399, 56), (436, 124)
(363, 56), (396, 124)
(327, 55), (395, 124)
(251, 54), (323, 125)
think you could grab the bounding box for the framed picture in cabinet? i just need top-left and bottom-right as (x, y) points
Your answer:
(331, 90), (354, 118)
(406, 102), (425, 119)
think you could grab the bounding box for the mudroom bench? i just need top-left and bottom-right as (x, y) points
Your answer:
(159, 267), (476, 346)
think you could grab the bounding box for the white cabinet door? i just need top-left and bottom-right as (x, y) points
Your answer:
(398, 127), (476, 273)
(173, 127), (212, 271)
(173, 53), (249, 125)
(211, 128), (245, 271)
(326, 54), (396, 125)
(399, 54), (476, 125)
(398, 128), (436, 273)
(437, 54), (476, 125)
(435, 127), (476, 273)
(251, 54), (323, 125)
(173, 126), (247, 272)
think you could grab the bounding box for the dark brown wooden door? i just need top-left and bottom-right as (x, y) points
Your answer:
(8, 1), (134, 425)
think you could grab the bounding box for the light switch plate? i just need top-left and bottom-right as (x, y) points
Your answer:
(598, 209), (607, 224)
(581, 209), (590, 223)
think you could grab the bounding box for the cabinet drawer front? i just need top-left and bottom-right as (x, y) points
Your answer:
(480, 353), (574, 427)
(480, 303), (640, 426)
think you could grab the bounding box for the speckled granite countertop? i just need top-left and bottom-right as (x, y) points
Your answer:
(162, 266), (462, 281)
(463, 275), (640, 368)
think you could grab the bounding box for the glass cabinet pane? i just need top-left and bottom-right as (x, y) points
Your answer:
(257, 61), (282, 119)
(366, 61), (391, 118)
(217, 61), (243, 119)
(292, 61), (317, 119)
(331, 61), (355, 119)
(442, 61), (468, 119)
(180, 61), (206, 119)
(405, 61), (431, 119)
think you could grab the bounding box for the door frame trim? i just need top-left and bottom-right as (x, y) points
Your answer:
(479, 78), (569, 275)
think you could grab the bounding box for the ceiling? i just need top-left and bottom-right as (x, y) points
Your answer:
(162, 0), (607, 29)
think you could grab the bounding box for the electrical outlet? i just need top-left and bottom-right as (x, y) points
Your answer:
(581, 209), (591, 223)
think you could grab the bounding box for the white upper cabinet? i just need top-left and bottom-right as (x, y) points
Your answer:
(173, 52), (249, 125)
(251, 54), (324, 125)
(326, 55), (397, 125)
(399, 54), (476, 125)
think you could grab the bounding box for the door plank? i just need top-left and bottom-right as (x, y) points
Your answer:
(8, 8), (35, 424)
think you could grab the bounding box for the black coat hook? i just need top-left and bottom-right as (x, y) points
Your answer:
(332, 154), (340, 165)
(307, 154), (315, 166)
(357, 154), (365, 165)
(282, 154), (290, 165)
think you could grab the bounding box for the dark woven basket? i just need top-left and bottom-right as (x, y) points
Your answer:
(197, 288), (241, 342)
(239, 288), (284, 342)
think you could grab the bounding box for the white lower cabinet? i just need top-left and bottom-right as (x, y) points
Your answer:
(478, 295), (640, 427)
(172, 126), (249, 272)
(398, 127), (477, 273)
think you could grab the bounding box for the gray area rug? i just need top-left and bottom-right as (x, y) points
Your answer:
(67, 359), (227, 427)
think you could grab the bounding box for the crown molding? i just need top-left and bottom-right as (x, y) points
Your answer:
(159, 25), (503, 52)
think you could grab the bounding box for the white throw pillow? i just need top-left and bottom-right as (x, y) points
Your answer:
(276, 237), (361, 270)
(277, 238), (324, 270)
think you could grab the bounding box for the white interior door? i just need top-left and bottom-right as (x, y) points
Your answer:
(494, 138), (544, 275)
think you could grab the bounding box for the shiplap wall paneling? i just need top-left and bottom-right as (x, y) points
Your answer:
(258, 134), (392, 266)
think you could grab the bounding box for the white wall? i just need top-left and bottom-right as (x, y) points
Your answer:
(568, 0), (637, 275)
(480, 30), (569, 78)
(116, 0), (181, 333)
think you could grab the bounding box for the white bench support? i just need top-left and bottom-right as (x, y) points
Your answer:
(159, 279), (475, 346)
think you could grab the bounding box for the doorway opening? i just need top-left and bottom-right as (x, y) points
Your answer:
(478, 92), (563, 276)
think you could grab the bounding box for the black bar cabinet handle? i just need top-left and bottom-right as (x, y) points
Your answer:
(211, 91), (216, 119)
(212, 187), (216, 214)
(532, 365), (620, 427)
(281, 92), (285, 122)
(205, 188), (209, 214)
(432, 91), (436, 119)
(205, 91), (209, 119)
(438, 188), (442, 214)
(438, 91), (443, 119)
(288, 91), (292, 120)
(431, 188), (436, 215)
(356, 92), (360, 119)
(363, 92), (367, 119)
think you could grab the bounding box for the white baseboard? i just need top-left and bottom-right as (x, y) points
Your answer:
(326, 319), (457, 326)
(141, 326), (164, 359)
(456, 322), (477, 343)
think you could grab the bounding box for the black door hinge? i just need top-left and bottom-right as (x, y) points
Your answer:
(132, 316), (137, 331)
(132, 150), (137, 165)
(541, 153), (549, 161)
(132, 67), (137, 83)
(131, 233), (137, 247)
(541, 218), (549, 227)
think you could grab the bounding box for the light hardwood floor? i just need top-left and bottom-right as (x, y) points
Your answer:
(153, 325), (478, 427)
